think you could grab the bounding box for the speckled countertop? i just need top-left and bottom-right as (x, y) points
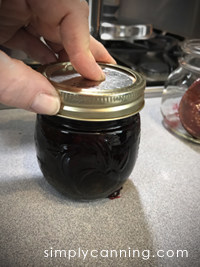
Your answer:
(0, 97), (200, 267)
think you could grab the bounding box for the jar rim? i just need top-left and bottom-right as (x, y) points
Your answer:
(179, 56), (200, 73)
(182, 39), (200, 56)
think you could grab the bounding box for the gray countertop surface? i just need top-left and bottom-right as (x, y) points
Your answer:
(0, 97), (200, 267)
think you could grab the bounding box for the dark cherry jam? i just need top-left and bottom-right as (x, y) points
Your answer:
(34, 114), (141, 201)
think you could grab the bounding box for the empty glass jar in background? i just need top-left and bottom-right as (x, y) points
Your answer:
(161, 39), (200, 144)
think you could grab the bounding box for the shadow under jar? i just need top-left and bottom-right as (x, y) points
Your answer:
(35, 62), (145, 201)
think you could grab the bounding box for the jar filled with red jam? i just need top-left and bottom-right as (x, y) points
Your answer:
(35, 62), (145, 201)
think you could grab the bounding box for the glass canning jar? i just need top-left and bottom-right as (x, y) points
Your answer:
(34, 62), (145, 201)
(161, 39), (200, 144)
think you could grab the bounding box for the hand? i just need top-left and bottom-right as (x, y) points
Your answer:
(0, 0), (116, 114)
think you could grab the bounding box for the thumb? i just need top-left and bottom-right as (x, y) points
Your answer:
(0, 51), (60, 115)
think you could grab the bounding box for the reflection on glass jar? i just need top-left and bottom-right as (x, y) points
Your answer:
(161, 39), (200, 144)
(35, 62), (145, 201)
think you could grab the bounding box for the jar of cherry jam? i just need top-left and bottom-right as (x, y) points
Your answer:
(35, 62), (145, 201)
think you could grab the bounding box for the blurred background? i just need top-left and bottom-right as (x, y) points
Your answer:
(101, 0), (200, 38)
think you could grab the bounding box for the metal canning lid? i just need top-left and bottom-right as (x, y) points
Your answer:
(41, 62), (146, 121)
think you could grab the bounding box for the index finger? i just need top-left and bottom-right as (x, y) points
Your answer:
(59, 0), (105, 81)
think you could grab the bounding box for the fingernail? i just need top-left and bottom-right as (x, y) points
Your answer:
(31, 94), (60, 115)
(100, 70), (106, 81)
(111, 58), (117, 64)
(98, 65), (106, 81)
